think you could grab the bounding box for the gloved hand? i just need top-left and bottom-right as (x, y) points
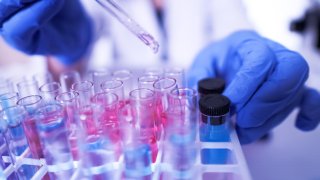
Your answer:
(188, 30), (320, 144)
(0, 0), (92, 65)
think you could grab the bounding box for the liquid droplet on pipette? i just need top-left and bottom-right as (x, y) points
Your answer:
(138, 33), (160, 54)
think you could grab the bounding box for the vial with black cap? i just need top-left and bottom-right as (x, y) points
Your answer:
(197, 78), (225, 98)
(199, 94), (230, 142)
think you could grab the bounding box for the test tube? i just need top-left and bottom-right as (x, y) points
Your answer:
(138, 75), (160, 89)
(39, 82), (62, 104)
(0, 92), (19, 110)
(164, 67), (185, 88)
(17, 95), (44, 159)
(162, 126), (198, 179)
(36, 104), (74, 179)
(17, 78), (40, 98)
(33, 72), (54, 87)
(118, 106), (153, 179)
(167, 88), (198, 127)
(0, 78), (13, 95)
(71, 81), (94, 106)
(123, 143), (153, 179)
(101, 80), (126, 108)
(153, 77), (177, 127)
(92, 92), (122, 157)
(55, 91), (80, 160)
(86, 70), (111, 93)
(95, 0), (160, 53)
(77, 134), (118, 179)
(129, 88), (158, 162)
(1, 106), (36, 178)
(0, 108), (21, 179)
(112, 70), (134, 99)
(60, 71), (81, 92)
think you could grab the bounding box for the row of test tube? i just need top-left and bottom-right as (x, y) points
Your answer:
(0, 67), (200, 179)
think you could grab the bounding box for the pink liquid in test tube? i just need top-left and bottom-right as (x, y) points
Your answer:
(129, 88), (158, 162)
(17, 95), (44, 159)
(92, 92), (122, 158)
(153, 78), (177, 137)
(56, 91), (81, 160)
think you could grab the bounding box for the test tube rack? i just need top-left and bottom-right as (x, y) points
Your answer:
(0, 123), (251, 180)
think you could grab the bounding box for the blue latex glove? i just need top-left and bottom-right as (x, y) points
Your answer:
(188, 30), (320, 144)
(0, 0), (92, 65)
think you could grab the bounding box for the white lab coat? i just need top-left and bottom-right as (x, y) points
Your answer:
(81, 0), (251, 70)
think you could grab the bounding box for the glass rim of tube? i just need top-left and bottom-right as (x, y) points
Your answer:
(55, 91), (79, 103)
(17, 95), (42, 106)
(16, 79), (38, 87)
(0, 92), (18, 101)
(144, 67), (164, 75)
(92, 92), (119, 106)
(100, 79), (123, 91)
(36, 103), (63, 117)
(71, 80), (94, 92)
(39, 82), (61, 93)
(112, 69), (133, 80)
(0, 105), (26, 126)
(169, 88), (197, 99)
(138, 75), (160, 84)
(129, 88), (155, 100)
(153, 77), (177, 91)
(164, 67), (184, 75)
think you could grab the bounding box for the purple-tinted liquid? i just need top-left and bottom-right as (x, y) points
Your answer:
(22, 117), (44, 159)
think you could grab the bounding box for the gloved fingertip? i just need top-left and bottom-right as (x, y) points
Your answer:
(296, 87), (320, 131)
(236, 126), (255, 144)
(295, 115), (319, 131)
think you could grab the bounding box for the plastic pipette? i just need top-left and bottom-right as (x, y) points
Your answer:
(95, 0), (160, 53)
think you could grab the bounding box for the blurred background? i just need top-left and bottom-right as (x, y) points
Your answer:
(0, 0), (319, 179)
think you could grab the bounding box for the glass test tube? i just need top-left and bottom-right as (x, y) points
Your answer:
(129, 88), (158, 162)
(118, 106), (153, 179)
(17, 95), (44, 159)
(0, 108), (21, 179)
(92, 92), (121, 148)
(36, 104), (74, 179)
(86, 70), (111, 93)
(112, 70), (134, 99)
(138, 75), (160, 89)
(1, 106), (36, 178)
(153, 77), (177, 128)
(167, 88), (198, 127)
(164, 67), (185, 88)
(0, 92), (19, 111)
(17, 78), (39, 98)
(71, 81), (94, 107)
(0, 78), (13, 95)
(60, 71), (81, 92)
(39, 82), (62, 104)
(77, 134), (118, 179)
(56, 92), (80, 160)
(101, 80), (125, 108)
(162, 127), (198, 180)
(33, 72), (54, 88)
